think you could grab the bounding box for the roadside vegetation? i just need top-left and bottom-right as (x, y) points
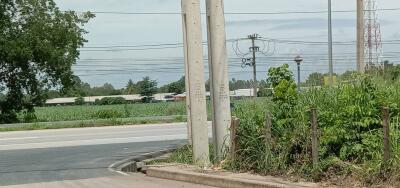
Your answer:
(0, 99), (255, 131)
(227, 65), (400, 186)
(161, 64), (400, 186)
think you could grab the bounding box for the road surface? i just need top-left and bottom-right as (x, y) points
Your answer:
(0, 123), (212, 187)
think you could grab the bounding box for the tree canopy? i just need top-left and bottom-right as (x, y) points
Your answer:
(137, 77), (158, 97)
(0, 0), (93, 122)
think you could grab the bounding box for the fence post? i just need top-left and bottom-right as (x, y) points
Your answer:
(382, 107), (391, 162)
(310, 108), (319, 167)
(230, 117), (240, 161)
(265, 112), (272, 152)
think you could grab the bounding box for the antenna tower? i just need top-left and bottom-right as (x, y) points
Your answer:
(364, 0), (383, 70)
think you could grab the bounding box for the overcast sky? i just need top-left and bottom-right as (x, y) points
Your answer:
(54, 0), (400, 88)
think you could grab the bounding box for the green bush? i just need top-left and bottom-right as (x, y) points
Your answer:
(74, 96), (85, 105)
(94, 97), (126, 105)
(92, 109), (123, 119)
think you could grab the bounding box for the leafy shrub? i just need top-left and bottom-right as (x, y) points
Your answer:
(23, 111), (38, 123)
(92, 109), (123, 119)
(74, 96), (85, 105)
(94, 97), (126, 105)
(229, 71), (400, 185)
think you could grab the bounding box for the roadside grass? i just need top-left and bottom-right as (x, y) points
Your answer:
(29, 102), (187, 122)
(148, 144), (222, 166)
(0, 116), (186, 132)
(1, 98), (260, 132)
(148, 145), (194, 165)
(25, 98), (261, 123)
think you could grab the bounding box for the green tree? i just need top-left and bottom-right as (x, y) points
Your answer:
(339, 71), (358, 82)
(305, 72), (324, 86)
(0, 0), (94, 123)
(267, 64), (294, 88)
(229, 78), (253, 90)
(137, 77), (158, 102)
(125, 79), (137, 94)
(267, 64), (297, 104)
(164, 76), (185, 94)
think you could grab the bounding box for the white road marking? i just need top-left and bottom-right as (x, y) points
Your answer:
(108, 161), (130, 176)
(0, 134), (187, 151)
(0, 137), (39, 141)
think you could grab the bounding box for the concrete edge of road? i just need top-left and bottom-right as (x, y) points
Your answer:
(108, 146), (180, 175)
(145, 167), (300, 188)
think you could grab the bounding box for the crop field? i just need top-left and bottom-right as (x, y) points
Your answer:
(26, 99), (258, 123)
(31, 102), (187, 122)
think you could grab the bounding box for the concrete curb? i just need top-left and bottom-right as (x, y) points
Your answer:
(109, 146), (179, 173)
(146, 168), (316, 188)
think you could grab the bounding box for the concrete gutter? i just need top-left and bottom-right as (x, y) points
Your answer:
(109, 147), (179, 174)
(146, 167), (318, 188)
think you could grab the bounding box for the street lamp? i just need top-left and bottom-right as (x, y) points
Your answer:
(294, 55), (303, 92)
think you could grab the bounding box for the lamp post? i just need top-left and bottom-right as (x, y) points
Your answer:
(294, 55), (303, 92)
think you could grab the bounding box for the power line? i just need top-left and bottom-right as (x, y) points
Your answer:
(79, 38), (400, 52)
(76, 67), (354, 77)
(72, 8), (400, 15)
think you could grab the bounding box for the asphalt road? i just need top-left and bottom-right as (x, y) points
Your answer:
(0, 123), (192, 186)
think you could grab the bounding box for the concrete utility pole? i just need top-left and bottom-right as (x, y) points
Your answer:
(328, 0), (334, 86)
(357, 0), (365, 73)
(181, 10), (192, 146)
(206, 0), (232, 162)
(248, 34), (259, 98)
(181, 0), (210, 166)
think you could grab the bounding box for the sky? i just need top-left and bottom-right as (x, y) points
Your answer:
(54, 0), (400, 88)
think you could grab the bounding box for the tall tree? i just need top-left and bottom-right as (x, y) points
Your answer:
(125, 79), (137, 94)
(0, 0), (93, 123)
(305, 72), (324, 86)
(137, 77), (158, 98)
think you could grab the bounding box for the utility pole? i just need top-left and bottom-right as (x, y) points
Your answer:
(357, 0), (365, 73)
(328, 0), (334, 86)
(181, 9), (192, 146)
(181, 0), (210, 166)
(206, 0), (231, 161)
(248, 34), (260, 98)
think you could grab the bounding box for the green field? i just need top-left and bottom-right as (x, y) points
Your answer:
(31, 102), (187, 122)
(26, 99), (258, 123)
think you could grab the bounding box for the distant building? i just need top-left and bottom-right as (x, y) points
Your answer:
(45, 89), (257, 105)
(45, 93), (174, 105)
